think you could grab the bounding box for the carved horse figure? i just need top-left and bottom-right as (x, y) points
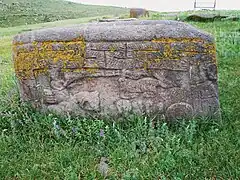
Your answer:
(130, 8), (150, 18)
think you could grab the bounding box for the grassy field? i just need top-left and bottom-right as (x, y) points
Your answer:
(0, 8), (240, 179)
(0, 0), (129, 27)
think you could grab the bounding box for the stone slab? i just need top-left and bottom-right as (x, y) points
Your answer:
(12, 20), (220, 120)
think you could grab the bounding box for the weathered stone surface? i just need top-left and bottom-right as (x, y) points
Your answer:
(98, 18), (138, 22)
(166, 103), (193, 120)
(12, 20), (221, 119)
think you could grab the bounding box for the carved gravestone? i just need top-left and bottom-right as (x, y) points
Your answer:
(12, 20), (220, 119)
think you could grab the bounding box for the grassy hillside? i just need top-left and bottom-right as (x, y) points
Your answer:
(0, 10), (240, 179)
(0, 0), (128, 27)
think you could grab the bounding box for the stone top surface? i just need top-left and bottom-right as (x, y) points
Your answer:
(13, 20), (214, 44)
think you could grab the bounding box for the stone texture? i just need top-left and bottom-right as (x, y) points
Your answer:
(166, 103), (194, 120)
(12, 20), (221, 119)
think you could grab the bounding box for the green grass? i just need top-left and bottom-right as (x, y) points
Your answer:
(0, 10), (240, 179)
(0, 0), (129, 27)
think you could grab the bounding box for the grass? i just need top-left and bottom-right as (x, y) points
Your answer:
(0, 0), (129, 27)
(0, 9), (240, 179)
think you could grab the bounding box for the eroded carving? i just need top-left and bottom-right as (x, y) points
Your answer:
(118, 77), (159, 99)
(166, 103), (193, 120)
(74, 91), (100, 111)
(13, 20), (220, 119)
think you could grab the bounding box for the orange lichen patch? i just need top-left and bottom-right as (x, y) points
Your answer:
(13, 37), (86, 79)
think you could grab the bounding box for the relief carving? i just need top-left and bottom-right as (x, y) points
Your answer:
(73, 91), (100, 112)
(166, 102), (193, 120)
(118, 77), (159, 99)
(43, 89), (57, 104)
(13, 20), (220, 120)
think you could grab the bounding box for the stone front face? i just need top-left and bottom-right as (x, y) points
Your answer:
(12, 20), (220, 119)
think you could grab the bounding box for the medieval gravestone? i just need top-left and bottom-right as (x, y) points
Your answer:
(12, 20), (220, 119)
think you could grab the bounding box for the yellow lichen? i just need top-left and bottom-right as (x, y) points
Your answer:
(13, 37), (217, 80)
(151, 37), (205, 43)
(13, 36), (86, 79)
(131, 38), (217, 71)
(109, 46), (117, 52)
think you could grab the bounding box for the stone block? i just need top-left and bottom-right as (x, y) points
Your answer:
(12, 20), (220, 120)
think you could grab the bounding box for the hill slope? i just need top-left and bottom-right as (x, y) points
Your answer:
(0, 0), (129, 27)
